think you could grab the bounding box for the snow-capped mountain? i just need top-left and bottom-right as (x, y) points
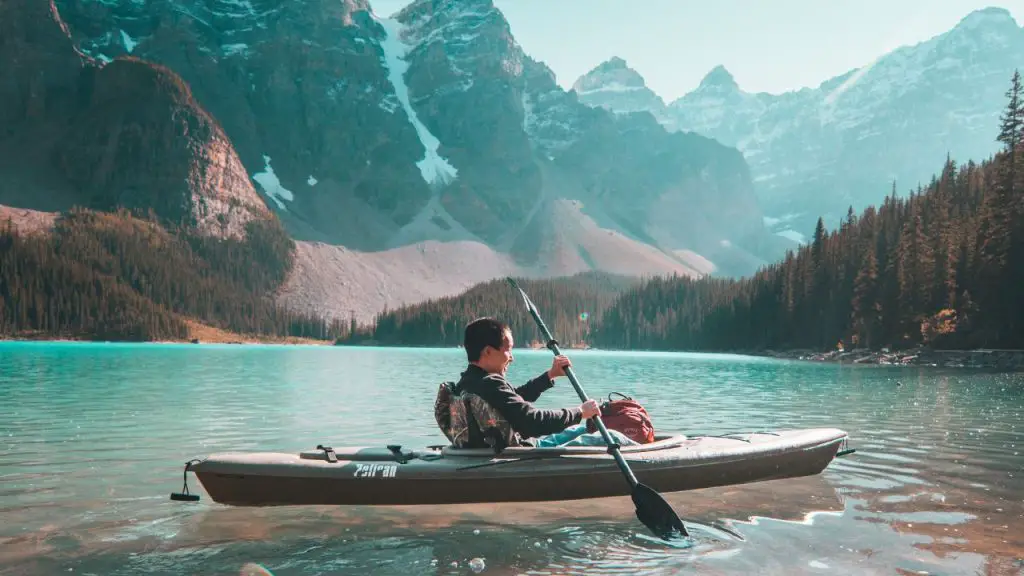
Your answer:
(574, 7), (1024, 242)
(668, 65), (770, 148)
(571, 57), (669, 121)
(2, 0), (784, 280)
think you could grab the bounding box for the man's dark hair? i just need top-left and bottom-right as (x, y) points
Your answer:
(464, 317), (510, 362)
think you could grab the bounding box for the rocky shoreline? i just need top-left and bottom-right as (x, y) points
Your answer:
(758, 347), (1024, 370)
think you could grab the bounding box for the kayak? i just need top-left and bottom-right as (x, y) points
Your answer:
(181, 428), (851, 506)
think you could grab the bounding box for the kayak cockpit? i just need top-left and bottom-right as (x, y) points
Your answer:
(440, 433), (690, 458)
(292, 434), (691, 463)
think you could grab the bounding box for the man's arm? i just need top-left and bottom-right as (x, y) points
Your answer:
(480, 377), (583, 438)
(515, 372), (555, 402)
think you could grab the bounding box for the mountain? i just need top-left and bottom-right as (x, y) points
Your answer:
(571, 57), (669, 121)
(14, 0), (785, 318)
(1, 0), (271, 239)
(0, 0), (340, 342)
(573, 7), (1024, 244)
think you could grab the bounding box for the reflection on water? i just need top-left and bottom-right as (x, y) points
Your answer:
(0, 342), (1022, 575)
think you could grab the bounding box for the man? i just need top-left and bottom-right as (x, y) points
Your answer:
(449, 317), (601, 449)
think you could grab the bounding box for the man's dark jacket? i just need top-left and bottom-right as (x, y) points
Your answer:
(452, 364), (583, 448)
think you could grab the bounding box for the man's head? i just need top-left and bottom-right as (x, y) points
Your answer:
(464, 317), (514, 374)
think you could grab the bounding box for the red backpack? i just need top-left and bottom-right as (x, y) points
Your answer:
(585, 392), (656, 444)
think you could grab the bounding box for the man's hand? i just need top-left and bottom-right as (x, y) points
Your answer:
(547, 355), (572, 380)
(580, 399), (601, 420)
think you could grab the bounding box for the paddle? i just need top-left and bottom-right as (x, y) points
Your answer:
(505, 277), (689, 540)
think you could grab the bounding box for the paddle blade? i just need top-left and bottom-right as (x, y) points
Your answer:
(632, 483), (689, 540)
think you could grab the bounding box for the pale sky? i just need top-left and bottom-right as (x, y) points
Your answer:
(369, 1), (1024, 102)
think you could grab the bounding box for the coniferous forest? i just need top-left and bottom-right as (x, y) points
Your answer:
(0, 208), (348, 341)
(360, 71), (1024, 353)
(339, 273), (638, 348)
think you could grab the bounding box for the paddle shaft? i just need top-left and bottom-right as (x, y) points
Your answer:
(507, 278), (688, 540)
(515, 287), (640, 490)
(552, 348), (641, 490)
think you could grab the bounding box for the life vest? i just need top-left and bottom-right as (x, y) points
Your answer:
(434, 381), (521, 451)
(585, 392), (656, 444)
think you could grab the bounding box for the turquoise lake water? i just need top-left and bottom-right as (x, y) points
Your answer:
(1, 342), (1022, 575)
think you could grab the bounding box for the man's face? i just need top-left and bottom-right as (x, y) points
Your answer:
(482, 329), (514, 374)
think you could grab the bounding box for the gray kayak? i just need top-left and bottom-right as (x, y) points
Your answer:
(181, 428), (851, 506)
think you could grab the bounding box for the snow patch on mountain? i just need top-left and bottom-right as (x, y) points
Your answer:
(214, 0), (257, 16)
(252, 155), (294, 210)
(410, 2), (495, 49)
(221, 43), (249, 57)
(119, 29), (136, 52)
(576, 82), (645, 95)
(375, 14), (458, 188)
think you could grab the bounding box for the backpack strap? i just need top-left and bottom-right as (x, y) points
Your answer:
(434, 381), (457, 442)
(457, 392), (513, 454)
(464, 395), (508, 454)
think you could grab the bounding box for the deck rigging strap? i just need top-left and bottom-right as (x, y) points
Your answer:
(316, 444), (338, 463)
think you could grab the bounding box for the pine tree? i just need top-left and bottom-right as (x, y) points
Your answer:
(928, 157), (957, 310)
(998, 70), (1023, 171)
(1012, 69), (1024, 348)
(975, 71), (1023, 344)
(851, 245), (880, 348)
(808, 217), (829, 346)
(811, 217), (827, 265)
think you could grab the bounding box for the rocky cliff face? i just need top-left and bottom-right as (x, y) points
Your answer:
(54, 57), (270, 237)
(0, 0), (273, 239)
(52, 0), (434, 248)
(44, 0), (776, 276)
(573, 8), (1024, 242)
(0, 0), (84, 137)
